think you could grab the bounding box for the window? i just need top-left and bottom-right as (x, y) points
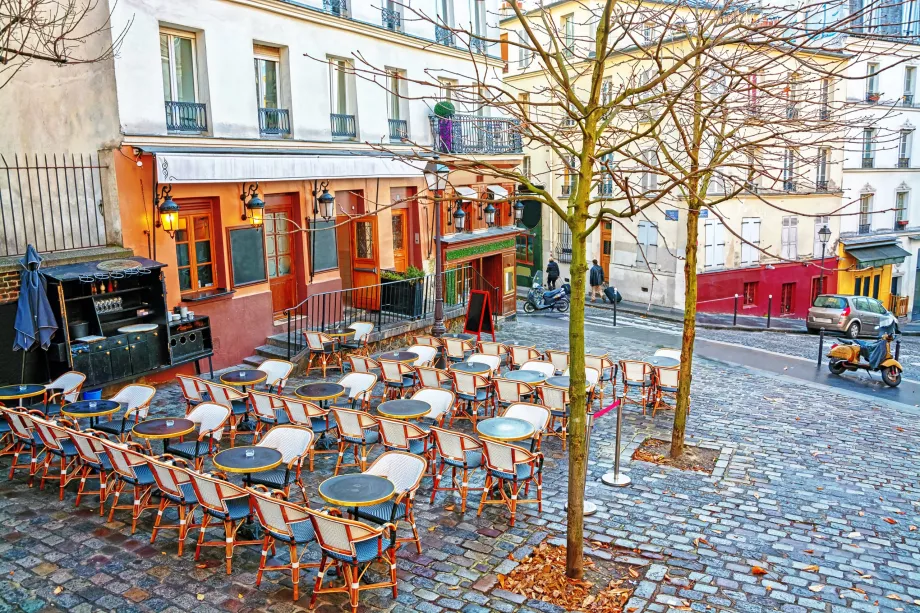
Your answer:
(862, 128), (876, 166)
(643, 22), (655, 43)
(175, 213), (215, 293)
(387, 69), (406, 122)
(747, 72), (759, 109)
(741, 217), (761, 265)
(905, 66), (916, 104)
(820, 78), (831, 118)
(641, 150), (658, 191)
(265, 213), (293, 280)
(781, 216), (798, 260)
(598, 152), (614, 196)
(504, 267), (515, 295)
(816, 148), (828, 189)
(637, 220), (658, 265)
(522, 155), (531, 179)
(382, 0), (402, 31)
(253, 51), (279, 109)
(437, 0), (454, 27)
(867, 63), (880, 100)
(896, 190), (909, 224)
(859, 193), (872, 233)
(780, 283), (795, 314)
(601, 77), (613, 111)
(515, 233), (534, 265)
(562, 14), (574, 56)
(160, 30), (198, 103)
(899, 129), (912, 165)
(704, 220), (725, 268)
(517, 31), (532, 68)
(783, 148), (796, 191)
(743, 281), (757, 305)
(438, 77), (457, 103)
(563, 155), (577, 195)
(473, 0), (487, 38)
(786, 73), (799, 118)
(329, 58), (353, 116)
(813, 216), (830, 257)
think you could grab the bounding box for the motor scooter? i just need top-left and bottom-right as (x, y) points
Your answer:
(523, 277), (570, 313)
(827, 324), (903, 387)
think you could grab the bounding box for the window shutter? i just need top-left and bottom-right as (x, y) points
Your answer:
(704, 222), (714, 267)
(715, 222), (725, 267)
(741, 219), (751, 264)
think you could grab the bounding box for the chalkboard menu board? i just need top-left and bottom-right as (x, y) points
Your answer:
(228, 226), (268, 288)
(464, 289), (495, 340)
(311, 219), (338, 273)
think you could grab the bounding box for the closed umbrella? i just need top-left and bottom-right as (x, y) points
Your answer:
(12, 245), (58, 381)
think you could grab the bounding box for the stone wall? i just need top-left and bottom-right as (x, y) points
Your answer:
(0, 270), (20, 304)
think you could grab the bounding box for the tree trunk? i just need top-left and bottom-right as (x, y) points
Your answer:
(672, 201), (700, 458)
(565, 219), (589, 580)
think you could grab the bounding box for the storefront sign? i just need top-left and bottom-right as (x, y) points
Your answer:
(446, 238), (516, 262)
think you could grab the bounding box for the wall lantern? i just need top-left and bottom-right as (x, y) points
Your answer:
(312, 180), (336, 220)
(155, 185), (180, 238)
(513, 199), (525, 222)
(484, 202), (497, 227)
(453, 202), (467, 231)
(424, 160), (449, 192)
(818, 224), (832, 245)
(240, 183), (265, 227)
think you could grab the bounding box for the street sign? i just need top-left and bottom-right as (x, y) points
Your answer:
(665, 210), (679, 221)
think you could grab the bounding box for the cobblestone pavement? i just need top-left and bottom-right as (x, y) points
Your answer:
(2, 317), (920, 612)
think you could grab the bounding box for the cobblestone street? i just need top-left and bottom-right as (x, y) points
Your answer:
(2, 317), (919, 613)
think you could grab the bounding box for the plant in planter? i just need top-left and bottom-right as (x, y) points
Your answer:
(381, 266), (427, 318)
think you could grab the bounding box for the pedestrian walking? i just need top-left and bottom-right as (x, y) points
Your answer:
(546, 257), (560, 290)
(589, 259), (605, 302)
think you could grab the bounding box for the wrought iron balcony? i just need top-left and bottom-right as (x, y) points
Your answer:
(598, 182), (614, 196)
(471, 38), (487, 55)
(858, 223), (871, 235)
(862, 156), (875, 168)
(435, 25), (454, 46)
(903, 94), (914, 107)
(428, 114), (523, 155)
(388, 118), (407, 142)
(165, 101), (207, 133)
(330, 113), (357, 139)
(323, 0), (347, 16)
(898, 156), (910, 168)
(382, 7), (401, 31)
(783, 180), (796, 192)
(816, 180), (829, 192)
(258, 108), (291, 136)
(786, 105), (799, 119)
(819, 107), (831, 120)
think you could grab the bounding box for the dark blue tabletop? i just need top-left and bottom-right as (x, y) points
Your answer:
(450, 362), (491, 374)
(477, 417), (535, 442)
(0, 384), (45, 399)
(377, 399), (430, 419)
(213, 446), (282, 473)
(220, 369), (267, 385)
(318, 474), (396, 507)
(62, 400), (120, 416)
(503, 370), (546, 384)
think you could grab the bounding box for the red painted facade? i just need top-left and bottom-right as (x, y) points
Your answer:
(696, 259), (838, 319)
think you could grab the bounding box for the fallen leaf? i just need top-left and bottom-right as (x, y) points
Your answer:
(628, 567), (640, 578)
(197, 595), (204, 601)
(497, 574), (506, 588)
(809, 584), (824, 592)
(803, 565), (820, 572)
(884, 517), (898, 525)
(53, 587), (63, 595)
(444, 504), (455, 511)
(804, 549), (814, 554)
(910, 525), (917, 531)
(887, 594), (903, 601)
(195, 563), (207, 569)
(752, 566), (769, 576)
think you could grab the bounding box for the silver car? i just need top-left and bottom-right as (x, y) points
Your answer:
(807, 294), (898, 338)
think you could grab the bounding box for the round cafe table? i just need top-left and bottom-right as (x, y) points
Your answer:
(648, 356), (679, 367)
(324, 327), (355, 340)
(220, 368), (266, 391)
(213, 446), (282, 485)
(62, 399), (120, 428)
(319, 473), (396, 508)
(0, 384), (46, 407)
(132, 417), (195, 453)
(477, 417), (535, 443)
(377, 399), (431, 420)
(294, 383), (345, 409)
(502, 370), (547, 384)
(376, 351), (419, 364)
(450, 362), (491, 375)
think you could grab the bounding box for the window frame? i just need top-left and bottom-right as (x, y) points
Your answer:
(253, 55), (280, 109)
(905, 65), (917, 97)
(515, 232), (535, 265)
(859, 193), (873, 230)
(175, 210), (217, 294)
(740, 217), (761, 266)
(160, 29), (199, 104)
(328, 57), (354, 116)
(899, 129), (913, 159)
(896, 190), (909, 223)
(636, 220), (658, 265)
(743, 281), (757, 305)
(867, 63), (880, 96)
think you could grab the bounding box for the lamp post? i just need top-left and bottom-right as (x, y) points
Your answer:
(818, 224), (831, 295)
(424, 159), (449, 337)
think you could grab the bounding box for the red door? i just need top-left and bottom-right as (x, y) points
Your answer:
(352, 216), (380, 310)
(264, 195), (297, 315)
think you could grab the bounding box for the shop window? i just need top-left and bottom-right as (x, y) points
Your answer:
(780, 282), (794, 314)
(743, 281), (757, 305)
(176, 213), (215, 293)
(504, 267), (515, 295)
(811, 276), (822, 304)
(516, 233), (534, 265)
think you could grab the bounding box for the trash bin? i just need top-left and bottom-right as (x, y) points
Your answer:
(82, 389), (102, 400)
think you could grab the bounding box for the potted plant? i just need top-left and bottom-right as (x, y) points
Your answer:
(381, 266), (427, 318)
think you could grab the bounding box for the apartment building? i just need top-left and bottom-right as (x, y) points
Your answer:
(0, 0), (523, 370)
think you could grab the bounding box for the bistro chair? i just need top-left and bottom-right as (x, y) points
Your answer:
(67, 428), (113, 515)
(31, 416), (79, 500)
(411, 387), (455, 426)
(304, 331), (343, 377)
(508, 345), (542, 370)
(257, 359), (294, 394)
(146, 454), (200, 556)
(100, 439), (159, 534)
(94, 384), (156, 440)
(411, 335), (442, 348)
(247, 425), (314, 502)
(619, 360), (655, 413)
(341, 321), (375, 356)
(501, 403), (551, 450)
(188, 470), (258, 574)
(0, 407), (12, 457)
(354, 451), (426, 553)
(450, 371), (492, 427)
(379, 359), (416, 400)
(477, 438), (544, 527)
(586, 354), (618, 409)
(3, 408), (43, 485)
(306, 508), (398, 613)
(467, 353), (501, 375)
(540, 385), (571, 449)
(519, 360), (555, 378)
(429, 426), (483, 512)
(493, 378), (535, 411)
(443, 337), (472, 364)
(282, 398), (336, 470)
(653, 366), (681, 416)
(164, 402), (230, 470)
(415, 366), (452, 391)
(249, 391), (289, 441)
(249, 486), (317, 601)
(333, 372), (378, 412)
(477, 341), (509, 369)
(377, 416), (430, 457)
(331, 407), (380, 474)
(202, 381), (248, 445)
(177, 374), (210, 411)
(562, 366), (601, 406)
(654, 348), (682, 361)
(407, 344), (438, 368)
(32, 371), (86, 415)
(546, 350), (570, 375)
(347, 355), (380, 374)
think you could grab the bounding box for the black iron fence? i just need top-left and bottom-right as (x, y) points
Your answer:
(388, 119), (408, 141)
(382, 6), (401, 30)
(429, 114), (523, 155)
(165, 101), (208, 132)
(324, 0), (347, 16)
(0, 153), (107, 257)
(259, 108), (291, 135)
(283, 265), (500, 359)
(330, 113), (357, 138)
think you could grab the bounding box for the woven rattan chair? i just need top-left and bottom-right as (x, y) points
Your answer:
(508, 345), (541, 370)
(3, 408), (43, 485)
(562, 366), (600, 406)
(501, 403), (551, 451)
(493, 378), (536, 411)
(249, 391), (289, 441)
(306, 508), (398, 613)
(477, 438), (544, 527)
(411, 387), (455, 426)
(341, 321), (374, 356)
(249, 486), (317, 601)
(414, 366), (452, 391)
(429, 426), (483, 512)
(520, 360), (555, 378)
(406, 344), (438, 368)
(619, 360), (655, 412)
(164, 402), (230, 470)
(586, 354), (618, 409)
(654, 348), (682, 361)
(94, 384), (156, 439)
(333, 372), (377, 411)
(146, 455), (200, 555)
(539, 384), (571, 449)
(258, 359), (294, 394)
(247, 425), (314, 502)
(545, 350), (570, 374)
(354, 451), (426, 553)
(31, 416), (79, 499)
(376, 416), (430, 457)
(32, 371), (86, 415)
(450, 371), (492, 427)
(101, 439), (159, 534)
(281, 398), (336, 470)
(379, 360), (415, 400)
(304, 331), (343, 376)
(67, 428), (112, 514)
(411, 335), (442, 348)
(653, 366), (681, 416)
(443, 337), (472, 363)
(477, 341), (508, 368)
(188, 471), (259, 574)
(202, 381), (248, 445)
(347, 355), (380, 374)
(467, 353), (501, 375)
(331, 408), (379, 475)
(0, 408), (11, 458)
(177, 374), (210, 411)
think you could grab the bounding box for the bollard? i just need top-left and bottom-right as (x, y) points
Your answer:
(767, 295), (772, 329)
(817, 327), (825, 367)
(565, 412), (598, 516)
(733, 294), (739, 326)
(896, 339), (901, 361)
(601, 401), (631, 487)
(613, 287), (617, 326)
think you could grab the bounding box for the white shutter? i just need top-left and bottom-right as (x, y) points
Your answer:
(741, 219), (752, 264)
(715, 222), (725, 267)
(781, 220), (791, 260)
(648, 222), (658, 264)
(788, 217), (797, 260)
(704, 221), (715, 267)
(636, 222), (648, 265)
(752, 219), (761, 264)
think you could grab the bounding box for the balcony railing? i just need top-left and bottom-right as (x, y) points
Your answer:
(330, 113), (357, 139)
(435, 25), (454, 46)
(904, 94), (915, 107)
(429, 114), (523, 155)
(783, 180), (796, 192)
(858, 223), (871, 234)
(598, 182), (614, 196)
(165, 101), (207, 133)
(898, 156), (910, 168)
(382, 7), (401, 31)
(862, 156), (875, 168)
(816, 180), (829, 192)
(819, 107), (831, 120)
(786, 105), (799, 119)
(388, 118), (407, 142)
(323, 0), (347, 16)
(471, 38), (487, 54)
(258, 108), (291, 136)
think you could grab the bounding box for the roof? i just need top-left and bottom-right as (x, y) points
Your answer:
(843, 242), (911, 268)
(43, 257), (165, 282)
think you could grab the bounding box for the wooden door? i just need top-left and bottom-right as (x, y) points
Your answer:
(600, 219), (612, 276)
(392, 211), (408, 273)
(264, 201), (296, 315)
(352, 216), (380, 310)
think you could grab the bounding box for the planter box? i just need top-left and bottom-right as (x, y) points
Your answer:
(381, 279), (425, 318)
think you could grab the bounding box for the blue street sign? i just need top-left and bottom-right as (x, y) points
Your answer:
(665, 210), (679, 221)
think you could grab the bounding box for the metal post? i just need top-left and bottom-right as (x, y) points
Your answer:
(733, 293), (739, 326)
(767, 295), (772, 329)
(612, 287), (617, 326)
(601, 401), (631, 487)
(565, 411), (597, 515)
(817, 327), (825, 367)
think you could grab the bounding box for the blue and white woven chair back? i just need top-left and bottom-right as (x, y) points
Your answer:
(102, 441), (147, 481)
(250, 391), (284, 421)
(411, 335), (440, 347)
(349, 322), (374, 342)
(585, 354), (613, 375)
(202, 382), (242, 408)
(305, 332), (331, 351)
(48, 371), (86, 403)
(189, 471), (244, 515)
(657, 366), (680, 388)
(258, 426), (313, 463)
(186, 403), (230, 442)
(68, 430), (107, 465)
(540, 386), (568, 412)
(430, 427), (480, 462)
(366, 451), (425, 497)
(111, 384), (156, 419)
(503, 403), (550, 434)
(509, 345), (538, 366)
(379, 360), (407, 384)
(622, 361), (650, 383)
(494, 379), (529, 404)
(331, 408), (373, 439)
(468, 353), (500, 373)
(407, 345), (437, 367)
(31, 417), (65, 452)
(520, 361), (555, 378)
(547, 351), (570, 373)
(347, 356), (379, 373)
(478, 341), (506, 356)
(411, 388), (454, 422)
(452, 372), (482, 396)
(281, 398), (324, 425)
(177, 375), (207, 403)
(147, 456), (189, 499)
(307, 509), (377, 556)
(4, 409), (34, 440)
(258, 360), (294, 390)
(443, 338), (468, 359)
(338, 373), (377, 404)
(482, 439), (531, 474)
(251, 489), (308, 537)
(654, 348), (681, 361)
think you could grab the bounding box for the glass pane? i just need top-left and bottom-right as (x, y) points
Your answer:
(392, 215), (404, 249)
(356, 222), (373, 259)
(266, 235), (276, 256)
(195, 240), (211, 264)
(276, 232), (291, 255)
(258, 59), (278, 108)
(264, 215), (275, 234)
(173, 36), (196, 102)
(278, 255), (292, 275)
(178, 267), (192, 291)
(197, 264), (214, 288)
(176, 243), (190, 267)
(275, 216), (288, 233)
(175, 228), (188, 243)
(193, 215), (210, 240)
(267, 257), (277, 278)
(160, 34), (172, 100)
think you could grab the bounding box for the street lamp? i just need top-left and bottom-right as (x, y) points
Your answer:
(453, 202), (467, 232)
(240, 183), (265, 227)
(424, 159), (449, 338)
(484, 201), (497, 227)
(309, 181), (337, 281)
(818, 224), (832, 294)
(155, 185), (180, 238)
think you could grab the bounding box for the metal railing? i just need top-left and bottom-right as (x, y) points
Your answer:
(471, 38), (487, 54)
(429, 114), (523, 155)
(816, 180), (829, 192)
(819, 107), (831, 120)
(435, 25), (454, 46)
(330, 113), (357, 138)
(898, 156), (910, 168)
(0, 153), (107, 257)
(323, 0), (347, 16)
(598, 182), (614, 196)
(283, 265), (500, 360)
(556, 229), (573, 263)
(862, 156), (875, 168)
(258, 108), (291, 136)
(858, 223), (871, 234)
(903, 94), (914, 107)
(866, 92), (881, 103)
(388, 118), (408, 141)
(165, 101), (207, 132)
(382, 7), (401, 30)
(783, 180), (796, 192)
(786, 105), (799, 119)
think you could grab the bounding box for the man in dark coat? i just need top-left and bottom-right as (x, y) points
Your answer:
(588, 259), (605, 302)
(546, 257), (560, 290)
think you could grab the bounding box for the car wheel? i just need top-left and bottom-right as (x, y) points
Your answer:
(828, 359), (846, 375)
(846, 322), (860, 339)
(523, 301), (536, 314)
(882, 365), (902, 387)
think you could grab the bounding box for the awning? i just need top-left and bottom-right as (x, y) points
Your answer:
(454, 186), (478, 199)
(845, 242), (911, 268)
(155, 152), (425, 184)
(487, 185), (508, 197)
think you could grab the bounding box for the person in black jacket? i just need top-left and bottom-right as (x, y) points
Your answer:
(545, 257), (560, 290)
(588, 259), (605, 302)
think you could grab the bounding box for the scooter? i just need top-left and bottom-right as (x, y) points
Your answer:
(827, 326), (903, 387)
(523, 277), (570, 313)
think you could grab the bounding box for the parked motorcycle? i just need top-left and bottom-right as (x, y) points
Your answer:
(523, 277), (570, 313)
(827, 324), (903, 387)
